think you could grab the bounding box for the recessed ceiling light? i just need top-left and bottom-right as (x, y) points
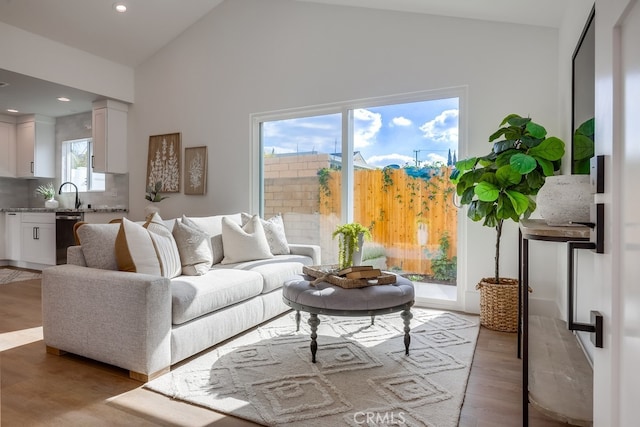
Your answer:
(7, 108), (19, 113)
(113, 3), (127, 13)
(57, 97), (71, 102)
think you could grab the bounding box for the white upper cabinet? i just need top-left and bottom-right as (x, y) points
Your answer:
(92, 99), (128, 174)
(16, 114), (55, 178)
(0, 116), (16, 177)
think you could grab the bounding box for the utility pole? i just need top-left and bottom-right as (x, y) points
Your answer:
(413, 149), (422, 167)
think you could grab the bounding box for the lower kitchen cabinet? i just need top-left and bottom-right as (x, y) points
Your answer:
(4, 212), (22, 261)
(20, 213), (55, 266)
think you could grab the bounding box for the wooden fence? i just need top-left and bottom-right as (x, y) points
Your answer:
(319, 166), (458, 275)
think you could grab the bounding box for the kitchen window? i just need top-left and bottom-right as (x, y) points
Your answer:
(61, 138), (105, 192)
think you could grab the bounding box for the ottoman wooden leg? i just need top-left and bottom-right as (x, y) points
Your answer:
(295, 310), (301, 332)
(401, 308), (413, 355)
(308, 313), (320, 363)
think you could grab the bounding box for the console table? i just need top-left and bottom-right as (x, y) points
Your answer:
(518, 219), (591, 426)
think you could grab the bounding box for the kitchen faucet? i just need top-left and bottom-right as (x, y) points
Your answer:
(58, 182), (81, 209)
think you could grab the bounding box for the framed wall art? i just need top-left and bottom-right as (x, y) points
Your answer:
(147, 132), (181, 193)
(184, 146), (208, 195)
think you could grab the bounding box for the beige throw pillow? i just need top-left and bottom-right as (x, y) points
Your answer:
(115, 214), (182, 278)
(181, 214), (242, 265)
(172, 220), (213, 276)
(221, 215), (273, 264)
(241, 212), (290, 255)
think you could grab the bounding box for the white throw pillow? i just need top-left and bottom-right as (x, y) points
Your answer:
(172, 220), (213, 276)
(221, 215), (273, 264)
(182, 214), (242, 265)
(241, 212), (290, 255)
(115, 214), (182, 278)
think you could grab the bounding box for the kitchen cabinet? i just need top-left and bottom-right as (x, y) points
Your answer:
(5, 212), (21, 260)
(92, 100), (128, 174)
(20, 212), (55, 266)
(16, 114), (55, 178)
(0, 117), (16, 177)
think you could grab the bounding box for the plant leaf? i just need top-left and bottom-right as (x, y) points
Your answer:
(495, 165), (522, 187)
(460, 186), (476, 205)
(528, 136), (565, 161)
(532, 156), (554, 176)
(576, 117), (594, 137)
(475, 181), (499, 202)
(493, 139), (516, 154)
(506, 115), (529, 127)
(505, 190), (530, 215)
(525, 121), (547, 139)
(573, 134), (594, 160)
(510, 153), (537, 174)
(500, 114), (522, 126)
(455, 157), (477, 171)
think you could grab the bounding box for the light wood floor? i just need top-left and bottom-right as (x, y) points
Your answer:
(0, 277), (570, 426)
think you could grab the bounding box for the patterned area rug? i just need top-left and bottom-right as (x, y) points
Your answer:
(0, 268), (42, 284)
(146, 308), (479, 426)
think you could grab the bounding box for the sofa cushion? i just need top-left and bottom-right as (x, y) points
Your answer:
(172, 220), (213, 276)
(115, 215), (182, 278)
(212, 255), (314, 293)
(170, 269), (263, 325)
(75, 222), (120, 270)
(221, 215), (273, 264)
(241, 213), (290, 255)
(246, 262), (304, 293)
(182, 214), (242, 265)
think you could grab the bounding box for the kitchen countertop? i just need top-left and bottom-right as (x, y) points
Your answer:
(1, 207), (128, 213)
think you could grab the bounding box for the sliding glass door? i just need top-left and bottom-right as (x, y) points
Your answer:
(255, 88), (463, 305)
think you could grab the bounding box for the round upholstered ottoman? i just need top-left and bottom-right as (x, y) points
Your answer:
(282, 274), (414, 362)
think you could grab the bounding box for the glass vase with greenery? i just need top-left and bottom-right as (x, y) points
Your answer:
(332, 222), (372, 269)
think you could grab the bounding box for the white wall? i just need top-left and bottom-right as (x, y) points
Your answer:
(131, 0), (561, 312)
(0, 21), (134, 103)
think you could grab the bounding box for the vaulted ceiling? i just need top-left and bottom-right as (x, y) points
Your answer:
(0, 0), (568, 117)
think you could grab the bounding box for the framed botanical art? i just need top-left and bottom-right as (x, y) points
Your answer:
(147, 133), (181, 193)
(184, 146), (207, 195)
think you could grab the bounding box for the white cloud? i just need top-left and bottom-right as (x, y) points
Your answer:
(353, 108), (382, 148)
(366, 153), (414, 167)
(422, 153), (448, 165)
(419, 109), (459, 143)
(391, 116), (412, 127)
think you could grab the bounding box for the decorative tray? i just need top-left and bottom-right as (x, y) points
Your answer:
(303, 265), (397, 289)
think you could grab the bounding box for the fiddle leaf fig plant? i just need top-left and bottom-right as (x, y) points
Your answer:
(450, 114), (565, 283)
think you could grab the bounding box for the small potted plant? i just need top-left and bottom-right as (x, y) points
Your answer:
(145, 181), (168, 218)
(450, 114), (565, 331)
(36, 182), (59, 208)
(332, 222), (372, 269)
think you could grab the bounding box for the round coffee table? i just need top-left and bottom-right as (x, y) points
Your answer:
(282, 274), (415, 363)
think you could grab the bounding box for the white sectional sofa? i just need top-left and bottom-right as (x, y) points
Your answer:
(41, 213), (320, 381)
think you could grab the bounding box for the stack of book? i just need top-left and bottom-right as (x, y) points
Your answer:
(336, 265), (382, 280)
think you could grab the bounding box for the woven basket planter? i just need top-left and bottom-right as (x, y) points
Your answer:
(476, 277), (520, 332)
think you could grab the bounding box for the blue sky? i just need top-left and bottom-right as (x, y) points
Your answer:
(262, 97), (459, 168)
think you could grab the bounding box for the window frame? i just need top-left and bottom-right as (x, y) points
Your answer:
(250, 86), (468, 216)
(60, 137), (106, 192)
